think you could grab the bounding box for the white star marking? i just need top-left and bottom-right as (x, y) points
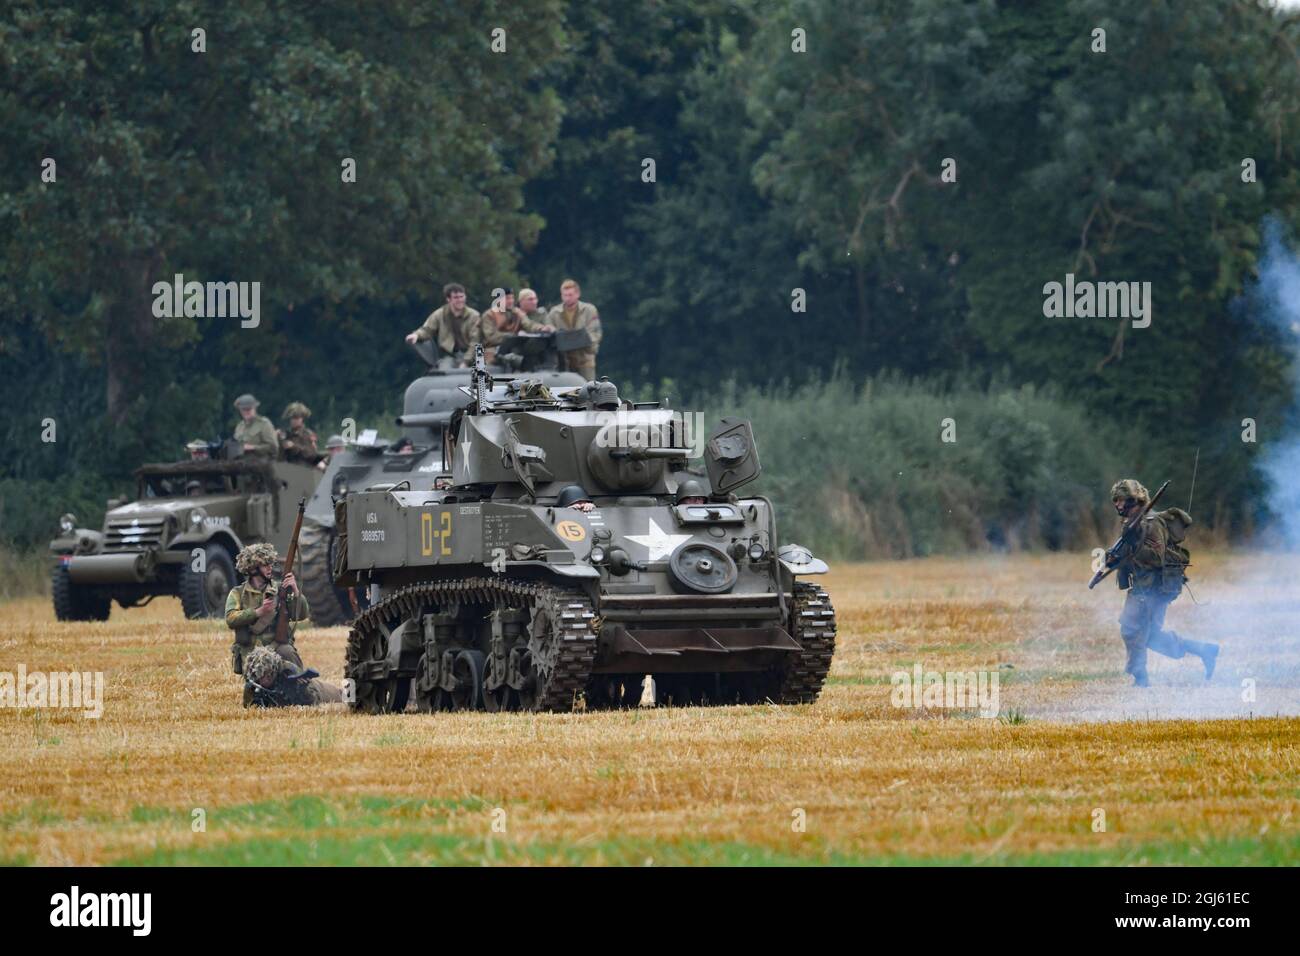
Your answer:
(458, 434), (473, 475)
(625, 518), (692, 562)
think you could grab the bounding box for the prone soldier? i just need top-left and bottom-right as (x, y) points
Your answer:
(404, 282), (482, 367)
(225, 543), (310, 680)
(232, 394), (279, 459)
(243, 645), (343, 708)
(1107, 478), (1219, 687)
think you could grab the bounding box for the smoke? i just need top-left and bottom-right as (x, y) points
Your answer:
(1250, 216), (1300, 547)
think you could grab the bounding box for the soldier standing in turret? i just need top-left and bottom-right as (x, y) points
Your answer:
(1108, 478), (1219, 687)
(232, 394), (278, 459)
(481, 287), (553, 363)
(545, 279), (602, 380)
(405, 282), (482, 367)
(278, 401), (320, 464)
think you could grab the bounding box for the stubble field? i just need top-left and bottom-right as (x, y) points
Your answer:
(2, 552), (1298, 866)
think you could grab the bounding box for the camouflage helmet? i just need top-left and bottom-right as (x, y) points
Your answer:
(233, 393), (259, 410)
(325, 434), (345, 450)
(282, 401), (312, 421)
(244, 646), (286, 687)
(675, 478), (708, 503)
(1110, 479), (1149, 503)
(235, 542), (279, 575)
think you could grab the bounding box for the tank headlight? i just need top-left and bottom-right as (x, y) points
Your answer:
(189, 508), (206, 529)
(59, 514), (75, 534)
(748, 542), (766, 562)
(589, 545), (607, 564)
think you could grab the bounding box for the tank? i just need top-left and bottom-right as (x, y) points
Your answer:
(335, 350), (836, 712)
(48, 451), (319, 621)
(299, 336), (586, 625)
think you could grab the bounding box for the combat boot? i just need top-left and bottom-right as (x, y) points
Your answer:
(1189, 641), (1219, 680)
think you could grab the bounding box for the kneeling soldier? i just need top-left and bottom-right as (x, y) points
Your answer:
(225, 543), (310, 675)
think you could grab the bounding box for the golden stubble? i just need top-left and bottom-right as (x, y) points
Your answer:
(1, 552), (1297, 864)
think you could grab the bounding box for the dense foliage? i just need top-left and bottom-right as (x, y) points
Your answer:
(3, 0), (1298, 553)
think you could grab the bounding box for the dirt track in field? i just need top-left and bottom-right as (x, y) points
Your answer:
(2, 552), (1298, 865)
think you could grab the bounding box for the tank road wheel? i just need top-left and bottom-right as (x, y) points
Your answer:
(51, 564), (111, 622)
(300, 522), (352, 627)
(346, 579), (598, 715)
(179, 543), (235, 619)
(775, 582), (837, 704)
(447, 650), (486, 711)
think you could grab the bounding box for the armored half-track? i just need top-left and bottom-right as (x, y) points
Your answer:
(49, 455), (319, 620)
(336, 353), (836, 712)
(299, 336), (585, 625)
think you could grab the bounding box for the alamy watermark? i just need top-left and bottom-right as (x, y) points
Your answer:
(151, 272), (260, 328)
(0, 664), (104, 719)
(890, 662), (1000, 718)
(593, 410), (707, 458)
(1042, 273), (1151, 328)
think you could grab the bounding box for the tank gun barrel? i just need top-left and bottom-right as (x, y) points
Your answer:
(607, 447), (693, 460)
(395, 413), (448, 428)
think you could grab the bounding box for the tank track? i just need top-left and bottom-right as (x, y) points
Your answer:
(345, 577), (597, 712)
(299, 522), (349, 627)
(777, 582), (837, 703)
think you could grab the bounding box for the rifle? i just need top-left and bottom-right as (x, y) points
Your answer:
(470, 343), (491, 413)
(273, 497), (307, 643)
(1088, 479), (1169, 590)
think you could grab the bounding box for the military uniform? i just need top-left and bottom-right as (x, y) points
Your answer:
(225, 543), (310, 674)
(413, 305), (483, 361)
(232, 394), (279, 459)
(481, 306), (544, 361)
(1110, 480), (1218, 685)
(280, 424), (319, 463)
(544, 300), (602, 379)
(242, 646), (342, 708)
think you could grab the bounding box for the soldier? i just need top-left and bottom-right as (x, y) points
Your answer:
(316, 434), (346, 472)
(1108, 479), (1219, 687)
(232, 394), (279, 459)
(242, 645), (343, 708)
(404, 282), (482, 366)
(544, 279), (602, 380)
(278, 401), (320, 465)
(675, 478), (708, 506)
(224, 543), (310, 676)
(481, 287), (551, 363)
(556, 484), (595, 513)
(186, 439), (210, 462)
(517, 288), (550, 327)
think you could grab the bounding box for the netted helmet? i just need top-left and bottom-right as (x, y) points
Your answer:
(244, 646), (285, 687)
(1109, 479), (1149, 504)
(675, 478), (708, 503)
(282, 401), (311, 420)
(555, 485), (591, 508)
(235, 542), (279, 575)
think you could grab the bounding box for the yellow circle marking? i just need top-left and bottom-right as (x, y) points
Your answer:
(556, 520), (587, 542)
